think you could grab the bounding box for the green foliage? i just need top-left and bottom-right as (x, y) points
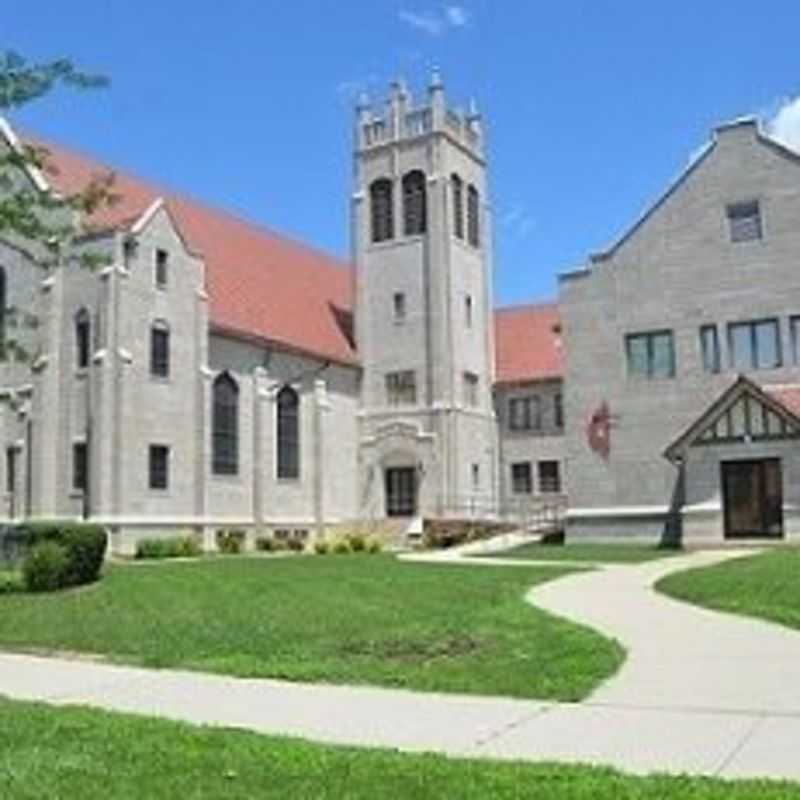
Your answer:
(487, 541), (681, 564)
(216, 529), (246, 555)
(255, 536), (278, 552)
(286, 537), (305, 553)
(135, 536), (201, 560)
(22, 541), (69, 592)
(331, 539), (351, 555)
(0, 570), (22, 594)
(345, 533), (366, 552)
(366, 537), (382, 554)
(423, 520), (517, 550)
(15, 521), (106, 589)
(313, 539), (331, 555)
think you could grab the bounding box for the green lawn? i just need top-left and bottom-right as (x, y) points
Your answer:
(0, 555), (622, 701)
(485, 542), (681, 564)
(657, 548), (800, 629)
(1, 699), (797, 799)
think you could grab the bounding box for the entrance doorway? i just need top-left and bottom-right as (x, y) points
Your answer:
(721, 459), (783, 539)
(385, 467), (417, 517)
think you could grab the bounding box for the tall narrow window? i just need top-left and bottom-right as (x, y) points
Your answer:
(155, 249), (169, 288)
(277, 386), (300, 479)
(75, 309), (91, 369)
(212, 373), (239, 475)
(463, 372), (479, 407)
(700, 325), (721, 374)
(538, 461), (561, 493)
(402, 170), (427, 236)
(452, 174), (464, 239)
(0, 267), (6, 359)
(148, 445), (169, 490)
(511, 462), (532, 494)
(393, 292), (406, 323)
(508, 396), (541, 431)
(465, 294), (473, 327)
(791, 316), (800, 365)
(554, 393), (564, 429)
(467, 185), (480, 247)
(73, 442), (88, 492)
(370, 178), (394, 243)
(150, 321), (170, 378)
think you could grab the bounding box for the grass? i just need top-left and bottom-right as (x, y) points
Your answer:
(485, 542), (681, 564)
(0, 555), (622, 701)
(0, 699), (797, 799)
(657, 548), (800, 629)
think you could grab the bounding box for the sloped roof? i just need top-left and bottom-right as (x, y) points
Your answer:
(35, 138), (358, 366)
(494, 303), (563, 385)
(764, 384), (800, 417)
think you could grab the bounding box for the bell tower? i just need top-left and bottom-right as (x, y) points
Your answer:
(353, 73), (497, 520)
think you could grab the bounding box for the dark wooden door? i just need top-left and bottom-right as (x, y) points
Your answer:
(722, 459), (783, 538)
(385, 467), (417, 517)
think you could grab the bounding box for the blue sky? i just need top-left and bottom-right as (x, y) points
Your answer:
(5, 1), (800, 305)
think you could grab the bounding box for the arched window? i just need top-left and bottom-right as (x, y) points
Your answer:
(0, 268), (7, 360)
(150, 320), (170, 378)
(370, 178), (394, 243)
(75, 309), (91, 369)
(467, 185), (480, 247)
(212, 373), (239, 475)
(451, 174), (464, 240)
(276, 385), (300, 479)
(403, 170), (427, 236)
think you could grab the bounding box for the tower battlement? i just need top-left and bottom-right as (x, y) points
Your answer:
(355, 72), (483, 156)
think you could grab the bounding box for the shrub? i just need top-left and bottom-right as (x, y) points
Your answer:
(0, 570), (23, 594)
(255, 536), (276, 552)
(332, 539), (351, 555)
(135, 536), (201, 560)
(22, 541), (69, 592)
(15, 521), (107, 589)
(286, 537), (305, 553)
(346, 533), (366, 553)
(313, 539), (330, 555)
(216, 528), (246, 555)
(366, 537), (382, 554)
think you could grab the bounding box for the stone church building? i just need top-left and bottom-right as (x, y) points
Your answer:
(1, 76), (799, 551)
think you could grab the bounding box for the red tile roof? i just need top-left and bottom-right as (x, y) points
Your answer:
(30, 137), (564, 383)
(764, 385), (800, 418)
(494, 303), (563, 385)
(37, 140), (357, 366)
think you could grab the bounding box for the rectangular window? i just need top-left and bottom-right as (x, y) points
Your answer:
(148, 445), (169, 490)
(727, 319), (781, 371)
(471, 463), (480, 490)
(386, 370), (417, 406)
(791, 316), (800, 365)
(72, 442), (87, 492)
(511, 462), (532, 494)
(625, 331), (675, 379)
(727, 201), (762, 243)
(5, 447), (15, 494)
(392, 292), (406, 323)
(554, 393), (564, 429)
(508, 396), (541, 431)
(700, 325), (720, 374)
(465, 295), (473, 327)
(538, 461), (561, 494)
(155, 249), (169, 288)
(150, 325), (170, 377)
(463, 372), (479, 407)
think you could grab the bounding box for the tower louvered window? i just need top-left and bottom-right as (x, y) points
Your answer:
(212, 373), (239, 475)
(452, 174), (464, 239)
(467, 185), (480, 247)
(403, 170), (427, 236)
(370, 179), (394, 243)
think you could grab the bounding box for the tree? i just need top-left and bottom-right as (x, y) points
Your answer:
(0, 50), (115, 360)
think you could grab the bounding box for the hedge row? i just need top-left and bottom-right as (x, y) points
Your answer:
(14, 521), (107, 592)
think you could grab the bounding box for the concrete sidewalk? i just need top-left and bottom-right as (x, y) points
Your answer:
(2, 549), (800, 780)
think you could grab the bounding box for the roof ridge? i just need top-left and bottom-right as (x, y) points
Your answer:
(494, 300), (558, 314)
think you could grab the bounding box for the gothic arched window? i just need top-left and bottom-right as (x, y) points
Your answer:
(150, 320), (170, 378)
(467, 184), (480, 247)
(212, 373), (239, 475)
(451, 174), (464, 240)
(403, 170), (427, 236)
(276, 385), (300, 479)
(75, 308), (91, 369)
(370, 178), (394, 243)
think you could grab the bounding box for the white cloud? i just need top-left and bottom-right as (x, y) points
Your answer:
(499, 204), (537, 239)
(399, 5), (471, 36)
(766, 95), (800, 153)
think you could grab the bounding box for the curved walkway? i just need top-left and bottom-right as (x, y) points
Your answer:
(2, 549), (800, 780)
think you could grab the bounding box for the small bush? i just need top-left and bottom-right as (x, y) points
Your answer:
(366, 537), (382, 554)
(216, 529), (246, 555)
(255, 536), (276, 552)
(313, 539), (330, 555)
(23, 541), (69, 592)
(0, 570), (23, 594)
(332, 539), (351, 555)
(286, 537), (305, 553)
(135, 536), (201, 560)
(346, 533), (366, 553)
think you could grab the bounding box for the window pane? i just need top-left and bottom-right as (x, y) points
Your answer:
(729, 323), (754, 370)
(626, 335), (649, 377)
(277, 387), (300, 479)
(792, 317), (800, 365)
(538, 461), (561, 493)
(511, 462), (532, 494)
(700, 326), (720, 373)
(651, 333), (674, 378)
(755, 320), (780, 369)
(727, 201), (762, 243)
